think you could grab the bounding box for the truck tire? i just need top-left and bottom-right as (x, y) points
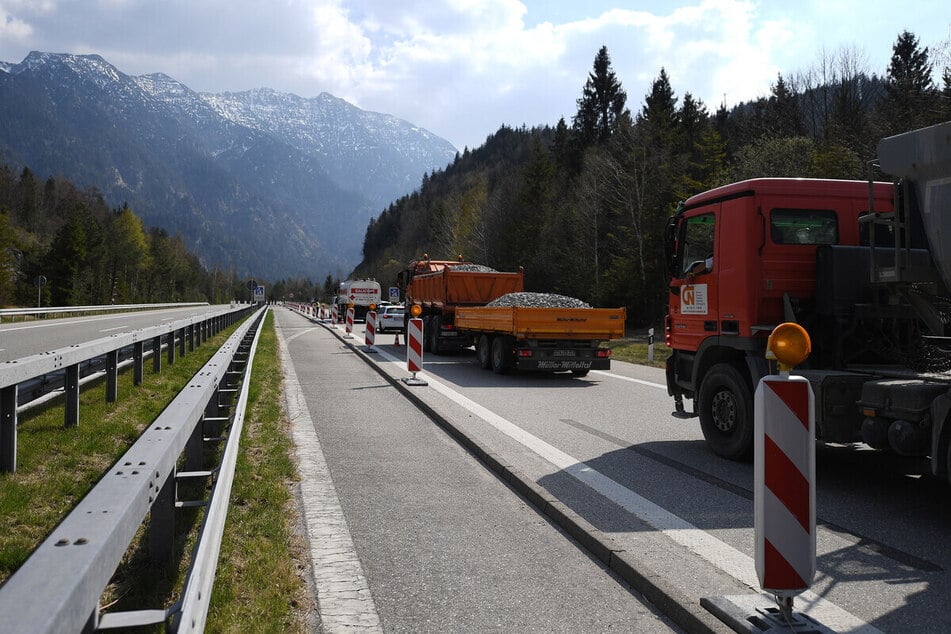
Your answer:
(422, 316), (432, 352)
(477, 335), (492, 369)
(429, 316), (442, 355)
(491, 337), (513, 374)
(698, 363), (753, 461)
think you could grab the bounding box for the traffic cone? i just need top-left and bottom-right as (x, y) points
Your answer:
(394, 332), (401, 345)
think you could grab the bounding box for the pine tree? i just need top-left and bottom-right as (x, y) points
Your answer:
(572, 46), (629, 146)
(879, 30), (939, 134)
(768, 73), (804, 137)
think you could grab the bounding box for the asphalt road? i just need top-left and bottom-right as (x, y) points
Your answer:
(280, 305), (951, 634)
(275, 307), (681, 632)
(0, 304), (238, 362)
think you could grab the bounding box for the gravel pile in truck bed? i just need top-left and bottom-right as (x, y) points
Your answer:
(487, 292), (592, 309)
(452, 264), (497, 272)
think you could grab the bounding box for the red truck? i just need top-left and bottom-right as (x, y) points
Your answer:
(396, 257), (625, 374)
(663, 121), (951, 484)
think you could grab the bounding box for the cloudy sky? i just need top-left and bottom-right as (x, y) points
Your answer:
(1, 1), (949, 150)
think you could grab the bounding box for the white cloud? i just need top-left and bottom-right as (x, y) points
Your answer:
(0, 1), (948, 151)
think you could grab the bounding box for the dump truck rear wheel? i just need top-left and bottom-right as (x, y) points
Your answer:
(429, 316), (442, 355)
(491, 337), (512, 374)
(477, 335), (492, 369)
(698, 363), (753, 461)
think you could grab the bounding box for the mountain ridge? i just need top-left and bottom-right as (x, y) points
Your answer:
(0, 51), (457, 279)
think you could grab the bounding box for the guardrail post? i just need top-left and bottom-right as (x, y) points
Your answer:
(148, 473), (175, 564)
(133, 341), (144, 386)
(65, 364), (80, 427)
(178, 327), (186, 357)
(106, 349), (119, 403)
(185, 411), (206, 472)
(152, 335), (162, 373)
(188, 324), (195, 352)
(1, 385), (17, 473)
(167, 331), (176, 366)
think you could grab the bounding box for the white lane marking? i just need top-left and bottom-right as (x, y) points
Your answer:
(0, 313), (138, 332)
(278, 325), (383, 632)
(371, 346), (879, 633)
(100, 325), (129, 333)
(591, 369), (666, 389)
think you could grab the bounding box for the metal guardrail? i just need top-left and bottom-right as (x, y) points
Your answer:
(0, 306), (267, 632)
(0, 301), (210, 321)
(0, 304), (256, 473)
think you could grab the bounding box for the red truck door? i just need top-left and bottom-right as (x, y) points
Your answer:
(672, 208), (719, 350)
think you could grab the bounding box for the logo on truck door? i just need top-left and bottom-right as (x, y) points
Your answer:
(681, 284), (708, 315)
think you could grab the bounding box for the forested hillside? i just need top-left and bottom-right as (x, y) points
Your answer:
(353, 31), (951, 326)
(0, 165), (249, 307)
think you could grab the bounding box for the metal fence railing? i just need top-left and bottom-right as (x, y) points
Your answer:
(0, 306), (267, 632)
(0, 304), (255, 473)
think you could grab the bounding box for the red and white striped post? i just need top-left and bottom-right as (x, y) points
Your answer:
(402, 317), (427, 385)
(364, 310), (377, 353)
(344, 306), (355, 339)
(331, 303), (338, 326)
(754, 323), (814, 621)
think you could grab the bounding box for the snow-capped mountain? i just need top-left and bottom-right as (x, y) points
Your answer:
(0, 51), (457, 278)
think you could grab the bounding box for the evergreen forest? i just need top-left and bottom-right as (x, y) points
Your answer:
(353, 30), (951, 326)
(0, 166), (265, 307)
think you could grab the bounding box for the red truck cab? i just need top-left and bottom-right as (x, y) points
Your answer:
(664, 178), (895, 459)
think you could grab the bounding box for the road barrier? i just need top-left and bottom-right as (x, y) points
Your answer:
(0, 304), (254, 473)
(365, 310), (377, 352)
(402, 318), (426, 385)
(344, 306), (355, 338)
(0, 306), (266, 632)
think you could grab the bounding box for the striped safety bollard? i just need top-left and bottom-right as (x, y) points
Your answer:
(331, 303), (338, 326)
(364, 310), (377, 353)
(402, 317), (427, 385)
(754, 323), (815, 623)
(344, 306), (355, 339)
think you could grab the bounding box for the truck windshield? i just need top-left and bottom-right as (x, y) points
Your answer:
(770, 208), (838, 244)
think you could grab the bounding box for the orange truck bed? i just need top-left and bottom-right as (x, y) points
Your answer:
(454, 306), (627, 340)
(410, 267), (524, 312)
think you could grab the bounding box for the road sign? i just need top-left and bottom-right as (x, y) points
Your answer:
(253, 285), (265, 302)
(389, 286), (400, 301)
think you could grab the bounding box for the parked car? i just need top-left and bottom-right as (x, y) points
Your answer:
(376, 305), (405, 333)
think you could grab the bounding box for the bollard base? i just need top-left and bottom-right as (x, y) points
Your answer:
(702, 594), (836, 633)
(401, 373), (427, 386)
(343, 334), (354, 339)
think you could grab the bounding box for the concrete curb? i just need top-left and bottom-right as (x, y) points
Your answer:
(296, 310), (729, 634)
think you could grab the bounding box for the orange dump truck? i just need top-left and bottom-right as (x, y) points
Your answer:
(396, 257), (626, 375)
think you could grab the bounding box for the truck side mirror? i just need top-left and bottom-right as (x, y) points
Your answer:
(663, 217), (680, 278)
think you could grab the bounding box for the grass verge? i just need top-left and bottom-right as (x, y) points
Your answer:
(607, 330), (671, 368)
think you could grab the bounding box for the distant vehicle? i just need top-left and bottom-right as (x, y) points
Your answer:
(335, 279), (382, 322)
(376, 305), (405, 333)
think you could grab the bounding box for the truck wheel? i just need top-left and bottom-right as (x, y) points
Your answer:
(491, 337), (513, 374)
(477, 335), (492, 369)
(422, 316), (432, 352)
(429, 316), (442, 355)
(698, 363), (753, 461)
(571, 370), (589, 377)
